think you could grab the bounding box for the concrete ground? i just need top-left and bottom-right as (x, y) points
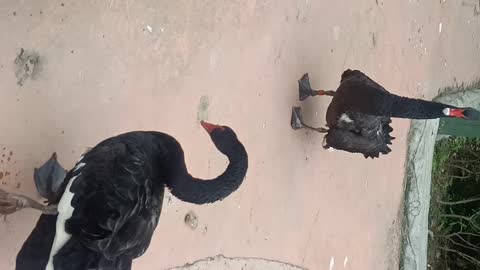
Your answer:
(0, 1), (479, 269)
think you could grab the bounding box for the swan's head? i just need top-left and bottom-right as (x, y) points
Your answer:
(443, 107), (480, 120)
(201, 121), (242, 156)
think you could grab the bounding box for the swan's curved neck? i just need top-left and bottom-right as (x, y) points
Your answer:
(347, 91), (456, 119)
(161, 139), (248, 205)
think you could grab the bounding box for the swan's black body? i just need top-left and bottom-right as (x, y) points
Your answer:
(296, 69), (479, 158)
(16, 127), (248, 270)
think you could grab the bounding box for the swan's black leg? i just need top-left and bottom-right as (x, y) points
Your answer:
(290, 107), (328, 133)
(0, 188), (58, 216)
(321, 90), (336, 96)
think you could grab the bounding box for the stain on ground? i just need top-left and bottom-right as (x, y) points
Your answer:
(184, 211), (198, 230)
(167, 255), (306, 270)
(14, 48), (40, 86)
(197, 95), (209, 122)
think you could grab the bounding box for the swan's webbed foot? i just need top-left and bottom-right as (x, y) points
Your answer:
(34, 152), (67, 203)
(290, 107), (328, 133)
(299, 73), (317, 101)
(291, 107), (304, 130)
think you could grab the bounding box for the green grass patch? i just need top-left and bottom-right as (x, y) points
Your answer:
(428, 137), (480, 269)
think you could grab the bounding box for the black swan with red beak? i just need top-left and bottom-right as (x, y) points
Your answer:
(291, 69), (479, 158)
(6, 121), (248, 270)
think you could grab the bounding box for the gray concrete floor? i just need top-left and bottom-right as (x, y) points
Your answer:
(0, 1), (479, 269)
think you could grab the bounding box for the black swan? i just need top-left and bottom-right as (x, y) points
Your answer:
(291, 69), (480, 158)
(4, 121), (248, 270)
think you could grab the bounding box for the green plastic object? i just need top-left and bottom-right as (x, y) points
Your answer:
(438, 118), (480, 138)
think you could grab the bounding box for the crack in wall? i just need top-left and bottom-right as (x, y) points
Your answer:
(166, 254), (306, 270)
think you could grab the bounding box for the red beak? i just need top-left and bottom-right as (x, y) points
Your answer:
(449, 109), (466, 118)
(200, 121), (221, 133)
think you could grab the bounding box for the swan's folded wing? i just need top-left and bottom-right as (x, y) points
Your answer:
(53, 144), (162, 269)
(324, 128), (391, 159)
(346, 112), (394, 143)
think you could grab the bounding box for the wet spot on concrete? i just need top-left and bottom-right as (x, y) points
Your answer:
(184, 211), (198, 230)
(14, 48), (41, 86)
(333, 26), (341, 41)
(209, 51), (218, 69)
(197, 95), (209, 122)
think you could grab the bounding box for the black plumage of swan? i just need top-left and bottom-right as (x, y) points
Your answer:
(291, 69), (480, 158)
(6, 121), (248, 270)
